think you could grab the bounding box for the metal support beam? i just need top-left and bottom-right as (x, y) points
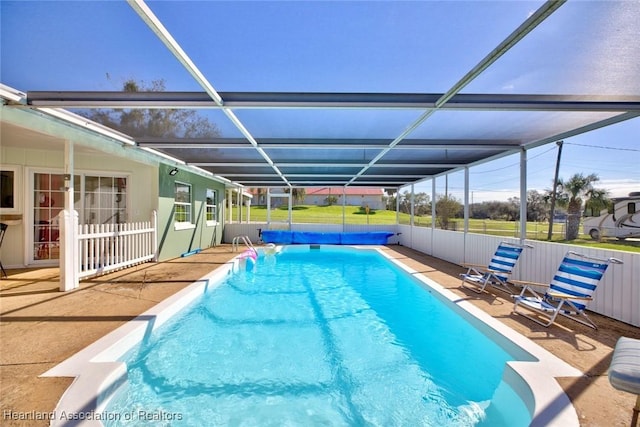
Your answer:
(25, 91), (639, 112)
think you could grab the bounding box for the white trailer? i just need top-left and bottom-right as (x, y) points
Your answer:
(583, 192), (640, 240)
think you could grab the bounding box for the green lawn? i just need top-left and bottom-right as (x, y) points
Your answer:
(232, 205), (640, 252)
(243, 204), (399, 225)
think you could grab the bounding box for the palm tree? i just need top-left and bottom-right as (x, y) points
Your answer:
(554, 173), (608, 240)
(284, 187), (306, 205)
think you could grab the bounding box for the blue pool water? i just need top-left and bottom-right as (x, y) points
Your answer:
(104, 246), (532, 426)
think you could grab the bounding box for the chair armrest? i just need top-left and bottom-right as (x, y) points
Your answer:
(460, 263), (508, 275)
(509, 279), (549, 288)
(460, 263), (487, 269)
(547, 291), (593, 301)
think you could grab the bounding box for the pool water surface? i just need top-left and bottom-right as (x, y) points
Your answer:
(103, 246), (533, 426)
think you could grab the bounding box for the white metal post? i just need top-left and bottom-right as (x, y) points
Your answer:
(288, 190), (292, 229)
(410, 184), (415, 227)
(520, 148), (528, 243)
(410, 184), (415, 248)
(464, 166), (469, 233)
(266, 188), (271, 225)
(227, 188), (232, 223)
(342, 187), (346, 230)
(237, 188), (241, 223)
(395, 188), (400, 225)
(431, 178), (436, 255)
(431, 178), (436, 230)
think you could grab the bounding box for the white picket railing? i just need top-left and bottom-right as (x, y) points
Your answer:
(77, 211), (157, 279)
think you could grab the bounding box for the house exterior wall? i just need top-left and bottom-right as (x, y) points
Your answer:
(303, 193), (385, 210)
(0, 106), (230, 269)
(0, 145), (158, 268)
(156, 163), (225, 261)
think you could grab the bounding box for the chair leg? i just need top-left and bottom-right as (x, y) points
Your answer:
(631, 394), (639, 427)
(0, 260), (6, 278)
(460, 278), (486, 293)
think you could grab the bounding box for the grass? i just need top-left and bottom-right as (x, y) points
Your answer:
(233, 205), (640, 253)
(245, 204), (399, 225)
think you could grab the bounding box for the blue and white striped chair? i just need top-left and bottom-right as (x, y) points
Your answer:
(460, 241), (532, 294)
(512, 251), (623, 329)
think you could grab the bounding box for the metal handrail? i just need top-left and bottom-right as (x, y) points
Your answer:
(232, 235), (256, 254)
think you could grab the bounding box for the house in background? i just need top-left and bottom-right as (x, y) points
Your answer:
(0, 85), (234, 279)
(248, 187), (386, 211)
(302, 187), (386, 210)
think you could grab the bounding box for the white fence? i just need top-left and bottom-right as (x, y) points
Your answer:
(77, 212), (157, 279)
(224, 222), (639, 326)
(398, 224), (639, 327)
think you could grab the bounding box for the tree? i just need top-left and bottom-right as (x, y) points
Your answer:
(526, 190), (549, 222)
(325, 195), (339, 206)
(81, 79), (221, 138)
(504, 197), (520, 221)
(396, 191), (430, 215)
(284, 188), (306, 205)
(435, 194), (462, 230)
(383, 188), (397, 210)
(413, 192), (431, 216)
(583, 189), (611, 217)
(552, 173), (608, 240)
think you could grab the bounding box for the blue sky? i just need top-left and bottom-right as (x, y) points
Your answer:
(1, 0), (638, 201)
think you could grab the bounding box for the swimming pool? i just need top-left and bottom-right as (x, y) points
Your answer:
(44, 245), (581, 426)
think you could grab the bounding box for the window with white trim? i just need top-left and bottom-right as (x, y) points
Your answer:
(84, 175), (127, 224)
(174, 182), (192, 225)
(206, 188), (218, 225)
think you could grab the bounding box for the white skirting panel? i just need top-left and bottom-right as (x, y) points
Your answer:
(431, 229), (467, 265)
(223, 223), (264, 245)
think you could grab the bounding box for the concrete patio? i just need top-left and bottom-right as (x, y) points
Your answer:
(1, 245), (638, 426)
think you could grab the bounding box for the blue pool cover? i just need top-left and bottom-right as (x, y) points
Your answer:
(261, 230), (395, 245)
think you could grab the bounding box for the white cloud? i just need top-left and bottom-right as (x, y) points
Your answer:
(464, 179), (640, 203)
(599, 179), (640, 198)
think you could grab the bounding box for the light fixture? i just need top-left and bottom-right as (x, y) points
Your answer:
(169, 167), (179, 176)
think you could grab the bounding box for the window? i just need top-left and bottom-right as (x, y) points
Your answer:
(33, 173), (66, 261)
(1, 166), (21, 213)
(174, 182), (193, 227)
(31, 172), (127, 261)
(628, 203), (636, 215)
(206, 188), (218, 225)
(84, 175), (127, 224)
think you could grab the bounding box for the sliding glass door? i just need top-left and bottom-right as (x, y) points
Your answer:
(30, 171), (127, 264)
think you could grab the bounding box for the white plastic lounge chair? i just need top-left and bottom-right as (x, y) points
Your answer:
(460, 241), (532, 294)
(512, 251), (622, 329)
